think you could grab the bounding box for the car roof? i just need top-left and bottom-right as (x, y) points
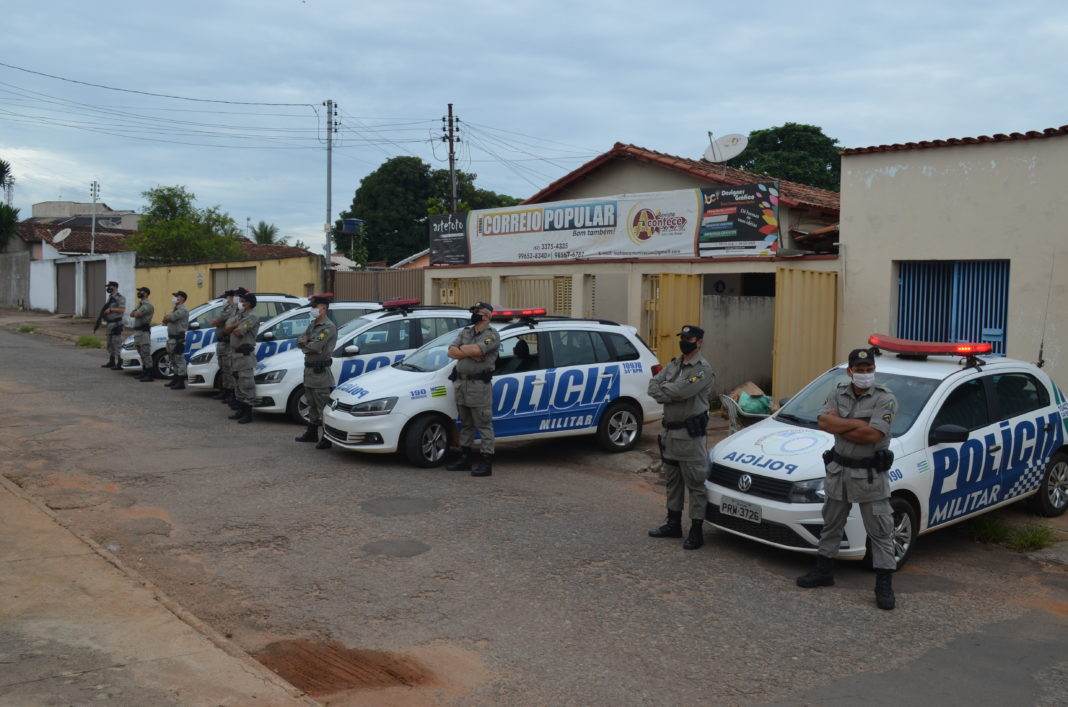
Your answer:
(837, 354), (1040, 381)
(495, 318), (636, 334)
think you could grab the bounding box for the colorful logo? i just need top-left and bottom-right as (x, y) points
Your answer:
(627, 204), (688, 245)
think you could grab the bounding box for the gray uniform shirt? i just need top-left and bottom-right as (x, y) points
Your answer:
(451, 325), (500, 407)
(104, 293), (125, 323)
(214, 301), (238, 349)
(164, 304), (189, 337)
(821, 381), (897, 502)
(228, 309), (260, 369)
(300, 317), (338, 388)
(131, 300), (154, 341)
(648, 354), (715, 461)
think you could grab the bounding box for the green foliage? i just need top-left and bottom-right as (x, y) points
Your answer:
(0, 159), (10, 187)
(127, 186), (242, 263)
(336, 157), (519, 266)
(726, 123), (841, 192)
(1007, 524), (1057, 552)
(968, 515), (1057, 551)
(291, 239), (309, 251)
(0, 203), (19, 252)
(76, 335), (102, 348)
(252, 220), (281, 244)
(16, 324), (36, 334)
(968, 515), (1012, 545)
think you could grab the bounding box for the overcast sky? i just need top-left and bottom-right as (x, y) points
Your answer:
(2, 1), (1066, 255)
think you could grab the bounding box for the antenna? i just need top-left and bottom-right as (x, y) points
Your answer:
(703, 133), (748, 163)
(52, 228), (72, 244)
(1037, 253), (1056, 368)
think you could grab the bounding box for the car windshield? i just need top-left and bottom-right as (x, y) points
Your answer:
(776, 368), (941, 437)
(398, 329), (464, 372)
(338, 314), (381, 338)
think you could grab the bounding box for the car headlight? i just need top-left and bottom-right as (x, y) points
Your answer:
(122, 338), (136, 350)
(349, 396), (398, 416)
(788, 477), (827, 504)
(190, 351), (214, 364)
(254, 369), (286, 384)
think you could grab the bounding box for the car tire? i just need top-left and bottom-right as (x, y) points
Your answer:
(403, 415), (450, 468)
(863, 495), (918, 571)
(286, 385), (310, 425)
(152, 349), (172, 378)
(596, 401), (643, 453)
(1032, 451), (1068, 517)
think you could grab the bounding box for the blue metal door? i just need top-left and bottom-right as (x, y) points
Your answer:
(897, 261), (1009, 354)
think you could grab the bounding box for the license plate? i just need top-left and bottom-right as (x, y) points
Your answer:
(720, 495), (762, 524)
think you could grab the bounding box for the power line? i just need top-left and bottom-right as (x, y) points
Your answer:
(463, 120), (599, 153)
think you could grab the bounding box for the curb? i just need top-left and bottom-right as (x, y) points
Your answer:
(0, 474), (318, 705)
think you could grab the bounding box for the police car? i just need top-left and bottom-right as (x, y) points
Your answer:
(118, 293), (306, 377)
(321, 309), (665, 467)
(184, 300), (379, 390)
(249, 300), (471, 424)
(704, 334), (1068, 570)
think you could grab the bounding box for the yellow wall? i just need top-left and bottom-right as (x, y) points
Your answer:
(136, 256), (321, 309)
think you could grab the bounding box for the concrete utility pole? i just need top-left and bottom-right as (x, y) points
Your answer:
(89, 180), (100, 255)
(323, 99), (338, 267)
(445, 103), (458, 212)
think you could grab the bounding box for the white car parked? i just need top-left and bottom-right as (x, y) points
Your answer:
(250, 302), (472, 423)
(184, 301), (379, 389)
(118, 293), (306, 377)
(322, 312), (665, 467)
(704, 335), (1068, 570)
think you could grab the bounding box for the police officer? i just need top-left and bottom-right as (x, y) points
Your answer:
(99, 281), (126, 369)
(446, 301), (500, 477)
(796, 347), (899, 610)
(210, 289), (239, 404)
(225, 291), (260, 424)
(648, 325), (716, 550)
(162, 290), (190, 390)
(130, 287), (156, 382)
(295, 293), (338, 449)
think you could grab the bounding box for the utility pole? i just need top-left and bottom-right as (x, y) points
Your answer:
(323, 99), (338, 269)
(89, 180), (100, 255)
(443, 103), (458, 212)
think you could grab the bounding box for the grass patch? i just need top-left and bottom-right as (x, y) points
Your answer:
(76, 335), (103, 349)
(1007, 524), (1058, 552)
(968, 515), (1013, 545)
(968, 514), (1058, 552)
(16, 324), (36, 333)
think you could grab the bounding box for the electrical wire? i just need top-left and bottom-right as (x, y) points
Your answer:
(463, 131), (544, 190)
(462, 120), (599, 154)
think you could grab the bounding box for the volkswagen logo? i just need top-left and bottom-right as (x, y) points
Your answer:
(737, 474), (753, 492)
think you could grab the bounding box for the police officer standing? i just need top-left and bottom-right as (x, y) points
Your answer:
(130, 287), (156, 382)
(446, 302), (500, 477)
(648, 325), (716, 550)
(210, 289), (240, 405)
(162, 290), (190, 390)
(294, 293), (338, 449)
(99, 281), (126, 369)
(796, 347), (899, 610)
(224, 291), (260, 424)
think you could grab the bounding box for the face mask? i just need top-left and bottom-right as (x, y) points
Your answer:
(171, 297), (178, 305)
(679, 340), (698, 355)
(469, 312), (482, 325)
(106, 288), (115, 295)
(852, 372), (875, 389)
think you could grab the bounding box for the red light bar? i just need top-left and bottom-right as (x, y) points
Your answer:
(868, 334), (993, 356)
(382, 298), (420, 309)
(491, 307), (547, 320)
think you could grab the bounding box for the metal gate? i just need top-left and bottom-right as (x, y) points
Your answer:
(333, 269), (424, 302)
(897, 260), (1009, 354)
(210, 266), (257, 294)
(56, 262), (76, 314)
(772, 267), (837, 399)
(644, 274), (701, 361)
(434, 278), (490, 307)
(502, 276), (572, 315)
(84, 260), (107, 318)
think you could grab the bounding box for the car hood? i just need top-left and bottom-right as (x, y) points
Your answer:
(255, 347), (303, 373)
(331, 365), (447, 404)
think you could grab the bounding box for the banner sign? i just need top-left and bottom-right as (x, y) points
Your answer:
(428, 212), (469, 266)
(466, 189), (700, 264)
(698, 183), (780, 257)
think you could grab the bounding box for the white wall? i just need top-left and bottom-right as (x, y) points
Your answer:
(27, 251), (136, 315)
(700, 295), (775, 395)
(29, 260), (55, 311)
(107, 251), (136, 309)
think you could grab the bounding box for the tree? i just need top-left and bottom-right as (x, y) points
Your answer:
(0, 204), (18, 252)
(725, 123), (841, 192)
(127, 186), (242, 262)
(0, 159), (11, 190)
(251, 221), (281, 244)
(291, 239), (309, 251)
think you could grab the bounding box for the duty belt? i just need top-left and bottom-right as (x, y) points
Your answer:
(457, 372), (492, 382)
(824, 449), (893, 484)
(826, 450), (879, 469)
(305, 358), (333, 369)
(662, 419), (688, 430)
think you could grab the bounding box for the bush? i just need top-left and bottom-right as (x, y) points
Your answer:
(16, 324), (36, 333)
(1007, 524), (1057, 552)
(76, 335), (103, 349)
(968, 515), (1057, 552)
(968, 515), (1012, 545)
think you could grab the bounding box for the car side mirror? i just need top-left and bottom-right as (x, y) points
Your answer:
(929, 424), (969, 445)
(778, 397), (790, 407)
(262, 331), (275, 340)
(189, 322), (200, 330)
(343, 344), (360, 357)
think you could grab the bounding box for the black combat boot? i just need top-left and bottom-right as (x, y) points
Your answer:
(682, 518), (705, 550)
(164, 375), (178, 388)
(237, 404), (253, 424)
(101, 356), (115, 368)
(138, 367), (155, 382)
(228, 403), (246, 421)
(295, 423), (318, 443)
(648, 510), (683, 538)
(208, 388), (224, 399)
(110, 359), (124, 370)
(219, 389), (232, 403)
(171, 375), (186, 390)
(874, 569), (896, 610)
(315, 427), (332, 450)
(446, 447), (473, 471)
(796, 555), (836, 588)
(471, 453), (493, 477)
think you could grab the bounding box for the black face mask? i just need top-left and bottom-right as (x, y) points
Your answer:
(679, 340), (698, 355)
(469, 312), (482, 325)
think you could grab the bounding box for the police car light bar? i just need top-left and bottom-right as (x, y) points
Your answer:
(491, 307), (547, 320)
(868, 334), (993, 356)
(382, 298), (420, 309)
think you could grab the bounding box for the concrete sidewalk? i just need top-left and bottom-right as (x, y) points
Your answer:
(0, 476), (312, 706)
(0, 309), (100, 347)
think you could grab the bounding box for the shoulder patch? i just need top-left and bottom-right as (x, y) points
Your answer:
(484, 337), (493, 345)
(318, 331), (327, 340)
(882, 412), (893, 423)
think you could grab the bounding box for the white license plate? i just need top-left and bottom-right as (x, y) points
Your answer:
(720, 495), (762, 524)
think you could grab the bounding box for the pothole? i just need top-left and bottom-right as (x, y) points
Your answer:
(255, 639), (435, 696)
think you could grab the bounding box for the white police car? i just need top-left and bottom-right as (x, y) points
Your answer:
(118, 293), (306, 377)
(321, 310), (665, 467)
(184, 300), (379, 390)
(250, 300), (471, 423)
(704, 335), (1068, 570)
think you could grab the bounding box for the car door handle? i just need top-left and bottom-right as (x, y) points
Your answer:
(532, 380), (545, 387)
(987, 445), (1002, 454)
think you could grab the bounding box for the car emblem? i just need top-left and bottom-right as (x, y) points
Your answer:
(330, 399), (338, 410)
(738, 474), (753, 492)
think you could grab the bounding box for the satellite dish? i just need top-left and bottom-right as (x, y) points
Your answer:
(52, 228), (72, 244)
(703, 133), (748, 163)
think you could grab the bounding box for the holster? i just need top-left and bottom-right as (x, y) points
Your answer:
(305, 358), (331, 371)
(685, 412), (709, 438)
(235, 343), (254, 355)
(172, 336), (185, 355)
(657, 434), (678, 467)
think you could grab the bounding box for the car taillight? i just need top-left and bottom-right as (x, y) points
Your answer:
(651, 364), (663, 375)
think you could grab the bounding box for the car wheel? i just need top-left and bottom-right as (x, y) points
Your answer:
(864, 495), (918, 571)
(403, 415), (450, 468)
(286, 385), (310, 425)
(1032, 451), (1068, 517)
(596, 401), (642, 453)
(153, 350), (172, 378)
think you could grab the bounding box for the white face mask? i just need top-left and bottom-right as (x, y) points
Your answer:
(171, 296), (178, 305)
(851, 372), (875, 389)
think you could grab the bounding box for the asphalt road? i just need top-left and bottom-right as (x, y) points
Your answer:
(1, 328), (1067, 705)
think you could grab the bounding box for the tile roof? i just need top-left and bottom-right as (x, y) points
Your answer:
(525, 142), (840, 213)
(238, 239), (314, 259)
(841, 125), (1068, 156)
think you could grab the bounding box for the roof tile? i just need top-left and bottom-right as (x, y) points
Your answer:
(842, 124), (1068, 156)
